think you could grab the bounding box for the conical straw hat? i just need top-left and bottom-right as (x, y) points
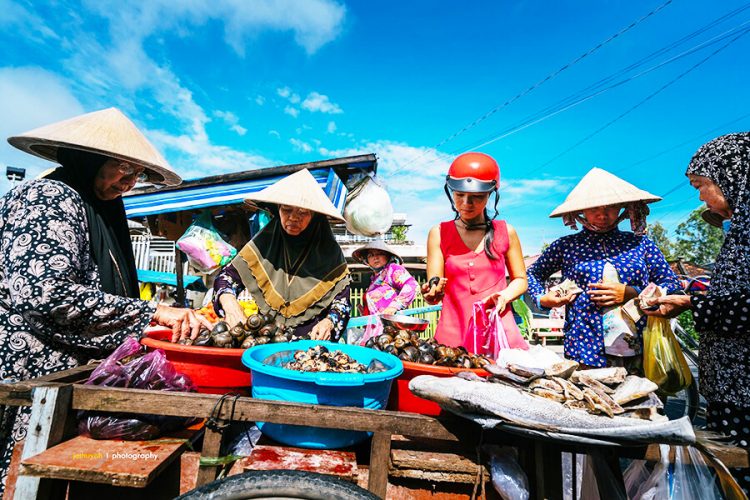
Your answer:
(352, 239), (402, 264)
(550, 167), (660, 217)
(244, 168), (344, 221)
(7, 107), (181, 186)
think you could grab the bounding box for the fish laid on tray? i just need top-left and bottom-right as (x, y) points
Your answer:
(409, 375), (695, 445)
(475, 361), (660, 421)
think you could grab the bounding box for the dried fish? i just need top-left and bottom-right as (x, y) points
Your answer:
(408, 375), (696, 444)
(544, 360), (579, 379)
(582, 388), (614, 418)
(485, 365), (536, 385)
(529, 378), (563, 392)
(613, 375), (659, 405)
(575, 373), (615, 394)
(622, 392), (664, 411)
(572, 367), (627, 385)
(457, 371), (487, 382)
(507, 363), (545, 380)
(531, 388), (566, 403)
(552, 376), (584, 401)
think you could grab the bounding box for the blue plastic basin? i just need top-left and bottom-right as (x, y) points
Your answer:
(242, 340), (403, 449)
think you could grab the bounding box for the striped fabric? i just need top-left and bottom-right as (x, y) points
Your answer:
(123, 168), (348, 217)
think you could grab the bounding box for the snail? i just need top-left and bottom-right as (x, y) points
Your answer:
(177, 338), (193, 346)
(402, 345), (419, 362)
(258, 325), (275, 338)
(211, 321), (229, 335)
(230, 325), (246, 344)
(376, 334), (394, 349)
(211, 331), (233, 348)
(193, 333), (212, 347)
(240, 336), (257, 349)
(255, 335), (271, 345)
(271, 334), (288, 344)
(246, 314), (264, 331)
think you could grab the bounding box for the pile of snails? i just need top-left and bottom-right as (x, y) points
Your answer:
(283, 345), (367, 373)
(175, 311), (309, 349)
(364, 327), (492, 369)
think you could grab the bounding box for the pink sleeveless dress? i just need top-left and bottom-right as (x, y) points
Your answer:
(434, 220), (521, 350)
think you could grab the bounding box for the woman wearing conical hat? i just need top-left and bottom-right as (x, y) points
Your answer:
(0, 108), (212, 492)
(352, 240), (418, 317)
(213, 169), (352, 342)
(527, 168), (681, 368)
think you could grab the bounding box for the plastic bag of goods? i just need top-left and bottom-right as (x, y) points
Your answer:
(78, 337), (199, 440)
(177, 210), (237, 273)
(343, 174), (393, 237)
(484, 445), (529, 500)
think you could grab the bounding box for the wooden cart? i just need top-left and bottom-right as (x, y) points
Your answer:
(1, 365), (747, 499)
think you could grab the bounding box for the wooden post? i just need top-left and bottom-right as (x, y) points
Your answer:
(14, 385), (73, 500)
(368, 432), (391, 499)
(175, 250), (186, 307)
(195, 427), (223, 487)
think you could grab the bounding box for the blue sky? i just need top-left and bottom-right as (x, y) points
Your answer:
(1, 0), (749, 254)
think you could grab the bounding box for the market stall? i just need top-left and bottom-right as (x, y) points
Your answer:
(123, 153), (377, 305)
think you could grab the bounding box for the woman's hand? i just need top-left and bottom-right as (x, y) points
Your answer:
(310, 318), (334, 340)
(539, 290), (579, 309)
(587, 283), (636, 307)
(482, 291), (509, 313)
(421, 278), (447, 304)
(154, 304), (214, 342)
(219, 294), (247, 329)
(642, 295), (692, 318)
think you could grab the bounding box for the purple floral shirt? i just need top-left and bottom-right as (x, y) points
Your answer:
(364, 262), (418, 315)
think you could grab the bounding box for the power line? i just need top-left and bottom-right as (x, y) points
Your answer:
(393, 0), (675, 171)
(460, 19), (750, 158)
(530, 25), (750, 170)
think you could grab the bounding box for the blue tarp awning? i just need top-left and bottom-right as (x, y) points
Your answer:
(124, 168), (348, 218)
(137, 269), (203, 287)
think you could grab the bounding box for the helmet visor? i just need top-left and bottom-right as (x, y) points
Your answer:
(446, 176), (497, 193)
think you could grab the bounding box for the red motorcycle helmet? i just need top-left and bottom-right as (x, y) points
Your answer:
(445, 152), (500, 193)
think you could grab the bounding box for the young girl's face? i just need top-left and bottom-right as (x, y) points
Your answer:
(366, 250), (389, 269)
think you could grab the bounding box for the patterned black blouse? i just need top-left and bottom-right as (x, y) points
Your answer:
(0, 179), (155, 491)
(692, 292), (750, 405)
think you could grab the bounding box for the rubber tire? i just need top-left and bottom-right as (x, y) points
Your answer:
(177, 469), (380, 500)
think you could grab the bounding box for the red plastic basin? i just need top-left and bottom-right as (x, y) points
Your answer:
(388, 361), (490, 415)
(141, 326), (252, 395)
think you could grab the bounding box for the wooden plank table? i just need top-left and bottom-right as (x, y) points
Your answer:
(2, 366), (749, 500)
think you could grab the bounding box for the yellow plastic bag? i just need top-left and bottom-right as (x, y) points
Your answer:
(643, 316), (692, 395)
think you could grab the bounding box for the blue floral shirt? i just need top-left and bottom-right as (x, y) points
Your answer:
(527, 229), (681, 367)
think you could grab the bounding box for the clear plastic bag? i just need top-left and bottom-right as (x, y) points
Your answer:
(343, 174), (393, 237)
(78, 338), (199, 440)
(484, 445), (529, 500)
(623, 459), (651, 499)
(177, 211), (237, 273)
(633, 445), (721, 500)
(643, 316), (692, 395)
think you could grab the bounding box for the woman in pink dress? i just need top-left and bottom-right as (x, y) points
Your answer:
(422, 152), (527, 352)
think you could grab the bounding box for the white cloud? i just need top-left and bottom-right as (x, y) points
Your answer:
(255, 95), (265, 106)
(149, 128), (275, 179)
(289, 138), (312, 153)
(214, 110), (247, 136)
(268, 130), (281, 139)
(284, 106), (299, 118)
(0, 67), (85, 194)
(327, 121), (337, 133)
(301, 91), (343, 114)
(0, 0), (346, 185)
(277, 86), (301, 104)
(82, 0), (346, 56)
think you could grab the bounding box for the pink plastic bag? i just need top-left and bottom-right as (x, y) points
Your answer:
(464, 301), (529, 358)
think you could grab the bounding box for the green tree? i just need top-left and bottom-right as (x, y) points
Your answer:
(673, 207), (724, 266)
(390, 225), (408, 244)
(647, 222), (674, 260)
